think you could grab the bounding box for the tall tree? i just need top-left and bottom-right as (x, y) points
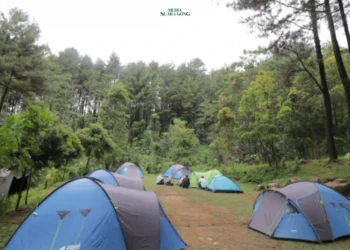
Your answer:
(77, 123), (114, 171)
(0, 8), (48, 114)
(227, 0), (338, 161)
(309, 0), (337, 160)
(335, 0), (350, 53)
(106, 52), (121, 82)
(324, 0), (350, 151)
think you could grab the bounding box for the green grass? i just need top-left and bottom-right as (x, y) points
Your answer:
(228, 157), (350, 187)
(0, 225), (18, 247)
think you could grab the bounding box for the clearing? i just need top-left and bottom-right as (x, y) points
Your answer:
(1, 176), (350, 250)
(153, 180), (350, 250)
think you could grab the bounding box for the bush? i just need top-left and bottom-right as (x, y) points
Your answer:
(0, 196), (12, 217)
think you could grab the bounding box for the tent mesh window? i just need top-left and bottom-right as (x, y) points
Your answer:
(285, 204), (299, 214)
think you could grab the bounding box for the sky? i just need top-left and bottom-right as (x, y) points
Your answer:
(0, 0), (347, 71)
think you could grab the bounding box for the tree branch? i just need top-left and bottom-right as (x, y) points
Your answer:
(291, 49), (324, 93)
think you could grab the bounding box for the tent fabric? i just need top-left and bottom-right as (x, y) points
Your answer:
(207, 175), (243, 193)
(111, 173), (145, 191)
(189, 170), (222, 188)
(87, 169), (119, 186)
(273, 201), (318, 241)
(116, 162), (144, 178)
(6, 177), (127, 250)
(163, 164), (191, 180)
(170, 164), (190, 178)
(0, 168), (13, 198)
(87, 169), (145, 190)
(5, 177), (186, 250)
(100, 184), (160, 249)
(249, 181), (350, 243)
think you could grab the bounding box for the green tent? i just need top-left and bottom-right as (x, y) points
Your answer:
(189, 169), (222, 188)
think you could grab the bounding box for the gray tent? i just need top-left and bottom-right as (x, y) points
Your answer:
(87, 169), (145, 190)
(163, 164), (191, 180)
(0, 168), (13, 198)
(249, 181), (350, 242)
(171, 164), (191, 178)
(111, 173), (145, 190)
(116, 162), (144, 178)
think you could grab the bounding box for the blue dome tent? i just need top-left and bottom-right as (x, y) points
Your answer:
(249, 181), (350, 243)
(116, 162), (144, 178)
(87, 169), (145, 190)
(207, 175), (243, 193)
(5, 177), (186, 250)
(163, 164), (191, 180)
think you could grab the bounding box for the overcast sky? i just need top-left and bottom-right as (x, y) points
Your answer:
(0, 0), (347, 71)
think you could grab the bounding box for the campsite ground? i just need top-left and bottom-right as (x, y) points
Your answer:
(1, 175), (350, 250)
(148, 180), (350, 250)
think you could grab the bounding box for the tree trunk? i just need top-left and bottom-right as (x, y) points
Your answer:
(337, 0), (350, 53)
(15, 169), (27, 211)
(325, 0), (350, 152)
(62, 167), (66, 181)
(0, 85), (10, 114)
(25, 169), (32, 205)
(85, 156), (91, 171)
(310, 0), (338, 161)
(93, 98), (98, 122)
(323, 93), (338, 161)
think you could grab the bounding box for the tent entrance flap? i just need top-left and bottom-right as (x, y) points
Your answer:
(100, 184), (160, 250)
(249, 191), (287, 236)
(272, 201), (318, 241)
(296, 191), (333, 241)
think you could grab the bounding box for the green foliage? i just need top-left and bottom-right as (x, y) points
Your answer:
(0, 8), (49, 114)
(1, 7), (350, 207)
(165, 118), (200, 166)
(128, 118), (201, 174)
(77, 123), (115, 170)
(37, 125), (83, 168)
(0, 105), (54, 170)
(45, 167), (59, 184)
(0, 196), (12, 217)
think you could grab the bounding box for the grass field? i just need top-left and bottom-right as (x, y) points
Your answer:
(227, 157), (350, 187)
(0, 174), (349, 249)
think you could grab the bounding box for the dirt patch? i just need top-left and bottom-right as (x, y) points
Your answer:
(241, 191), (258, 201)
(156, 188), (280, 250)
(0, 208), (31, 226)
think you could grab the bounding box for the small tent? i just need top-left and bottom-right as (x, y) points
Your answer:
(116, 162), (144, 178)
(207, 175), (243, 193)
(163, 164), (191, 179)
(5, 177), (186, 250)
(189, 169), (222, 188)
(87, 169), (145, 190)
(0, 168), (13, 198)
(249, 181), (350, 242)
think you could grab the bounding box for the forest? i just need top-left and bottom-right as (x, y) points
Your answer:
(1, 0), (350, 210)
